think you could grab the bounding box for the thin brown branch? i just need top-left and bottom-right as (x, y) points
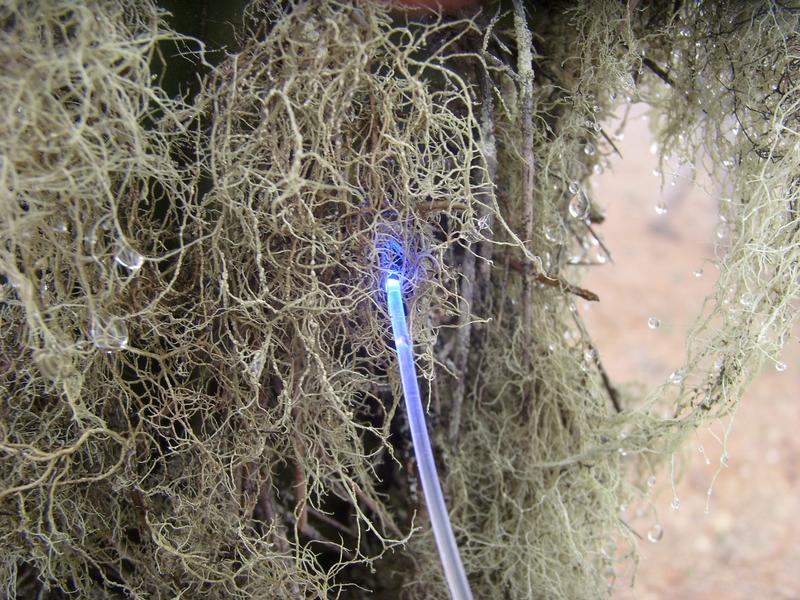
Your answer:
(308, 507), (356, 537)
(352, 483), (403, 538)
(508, 257), (600, 302)
(300, 522), (355, 561)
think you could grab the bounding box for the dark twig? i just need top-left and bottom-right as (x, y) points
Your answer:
(596, 357), (623, 413)
(600, 128), (623, 158)
(642, 56), (676, 87)
(507, 258), (600, 302)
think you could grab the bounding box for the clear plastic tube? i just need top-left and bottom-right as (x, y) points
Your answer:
(385, 276), (473, 600)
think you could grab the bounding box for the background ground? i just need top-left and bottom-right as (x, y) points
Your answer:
(582, 107), (800, 599)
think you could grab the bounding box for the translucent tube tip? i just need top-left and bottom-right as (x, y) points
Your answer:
(386, 276), (401, 290)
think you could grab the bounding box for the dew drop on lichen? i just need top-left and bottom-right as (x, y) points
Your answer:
(90, 311), (128, 352)
(648, 317), (660, 329)
(739, 293), (755, 307)
(583, 142), (596, 156)
(113, 240), (144, 272)
(647, 524), (663, 543)
(568, 181), (580, 194)
(671, 497), (681, 511)
(569, 192), (589, 219)
(668, 369), (685, 384)
(693, 268), (704, 278)
(655, 202), (668, 215)
(647, 475), (656, 488)
(775, 361), (787, 372)
(544, 225), (562, 243)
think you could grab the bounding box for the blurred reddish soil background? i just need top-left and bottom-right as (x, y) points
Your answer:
(582, 107), (800, 599)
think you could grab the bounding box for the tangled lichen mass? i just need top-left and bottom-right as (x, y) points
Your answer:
(1, 1), (798, 598)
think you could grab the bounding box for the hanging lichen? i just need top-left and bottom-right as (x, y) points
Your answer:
(1, 1), (798, 599)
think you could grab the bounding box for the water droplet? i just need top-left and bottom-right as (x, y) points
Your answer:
(90, 311), (128, 352)
(693, 268), (704, 278)
(775, 361), (787, 373)
(592, 163), (603, 175)
(720, 454), (729, 466)
(652, 168), (662, 177)
(52, 221), (68, 234)
(739, 293), (755, 307)
(647, 475), (656, 488)
(113, 240), (144, 271)
(668, 369), (685, 384)
(649, 142), (659, 155)
(618, 447), (628, 457)
(647, 524), (664, 543)
(596, 252), (607, 264)
(544, 225), (562, 243)
(569, 192), (589, 219)
(648, 317), (661, 329)
(671, 497), (681, 511)
(568, 181), (580, 194)
(716, 226), (727, 239)
(584, 348), (596, 363)
(699, 444), (711, 465)
(654, 202), (668, 215)
(592, 104), (601, 113)
(619, 503), (628, 513)
(584, 142), (596, 156)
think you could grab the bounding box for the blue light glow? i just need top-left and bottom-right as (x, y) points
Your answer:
(385, 275), (473, 600)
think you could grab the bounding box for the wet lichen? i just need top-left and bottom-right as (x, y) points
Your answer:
(1, 1), (798, 598)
